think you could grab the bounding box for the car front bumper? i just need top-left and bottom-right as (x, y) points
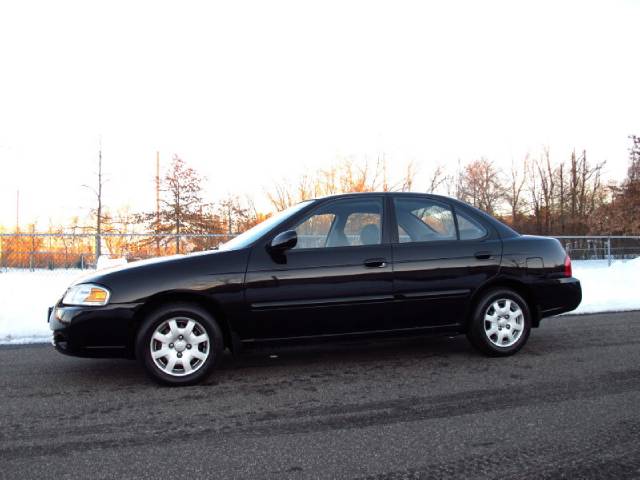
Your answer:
(48, 303), (142, 358)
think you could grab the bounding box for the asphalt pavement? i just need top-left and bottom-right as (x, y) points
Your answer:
(2, 311), (640, 479)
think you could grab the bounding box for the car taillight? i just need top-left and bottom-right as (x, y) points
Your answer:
(564, 255), (572, 277)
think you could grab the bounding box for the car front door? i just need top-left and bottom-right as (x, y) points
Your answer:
(390, 195), (502, 329)
(244, 196), (394, 340)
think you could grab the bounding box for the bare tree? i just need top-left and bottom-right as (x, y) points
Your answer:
(265, 157), (403, 211)
(396, 160), (414, 192)
(426, 164), (447, 194)
(266, 181), (296, 211)
(457, 158), (504, 215)
(142, 155), (207, 253)
(505, 156), (528, 227)
(536, 148), (555, 234)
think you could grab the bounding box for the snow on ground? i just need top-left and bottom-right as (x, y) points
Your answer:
(571, 258), (640, 314)
(0, 258), (638, 344)
(0, 269), (88, 344)
(96, 255), (127, 270)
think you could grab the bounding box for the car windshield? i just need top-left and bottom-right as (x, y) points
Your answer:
(218, 200), (314, 251)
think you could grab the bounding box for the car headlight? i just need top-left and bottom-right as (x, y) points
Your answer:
(62, 284), (111, 306)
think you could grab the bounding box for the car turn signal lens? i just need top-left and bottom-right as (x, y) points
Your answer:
(86, 288), (108, 303)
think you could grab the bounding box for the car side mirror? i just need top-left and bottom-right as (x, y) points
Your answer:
(269, 230), (297, 253)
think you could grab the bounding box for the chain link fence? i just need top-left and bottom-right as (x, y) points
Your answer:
(0, 233), (236, 271)
(554, 236), (640, 265)
(1, 233), (639, 272)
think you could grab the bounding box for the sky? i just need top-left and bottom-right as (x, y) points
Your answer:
(0, 0), (638, 230)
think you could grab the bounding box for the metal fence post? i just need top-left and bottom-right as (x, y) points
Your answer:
(607, 236), (612, 266)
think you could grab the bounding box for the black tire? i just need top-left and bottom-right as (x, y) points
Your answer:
(135, 302), (224, 386)
(466, 288), (531, 356)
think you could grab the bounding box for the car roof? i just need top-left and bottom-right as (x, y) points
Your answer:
(313, 191), (458, 204)
(313, 191), (438, 198)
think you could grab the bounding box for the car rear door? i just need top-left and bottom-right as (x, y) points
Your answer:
(243, 196), (394, 340)
(390, 195), (502, 329)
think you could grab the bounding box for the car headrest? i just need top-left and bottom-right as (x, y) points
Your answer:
(360, 224), (380, 245)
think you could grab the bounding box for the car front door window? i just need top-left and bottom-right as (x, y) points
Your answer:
(292, 199), (383, 249)
(294, 213), (336, 249)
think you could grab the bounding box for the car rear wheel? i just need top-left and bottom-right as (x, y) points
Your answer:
(136, 302), (223, 386)
(467, 289), (531, 356)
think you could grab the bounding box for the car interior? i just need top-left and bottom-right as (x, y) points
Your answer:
(294, 199), (382, 249)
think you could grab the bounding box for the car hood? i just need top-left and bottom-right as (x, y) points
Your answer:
(67, 248), (250, 304)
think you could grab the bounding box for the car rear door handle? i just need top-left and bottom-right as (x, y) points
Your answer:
(474, 251), (492, 260)
(364, 258), (387, 268)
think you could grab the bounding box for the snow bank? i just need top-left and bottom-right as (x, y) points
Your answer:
(0, 258), (638, 344)
(571, 258), (640, 314)
(0, 269), (87, 344)
(96, 255), (127, 270)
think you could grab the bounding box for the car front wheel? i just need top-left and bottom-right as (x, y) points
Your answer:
(135, 302), (224, 386)
(467, 289), (531, 356)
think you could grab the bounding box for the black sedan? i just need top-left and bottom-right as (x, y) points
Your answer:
(49, 192), (582, 385)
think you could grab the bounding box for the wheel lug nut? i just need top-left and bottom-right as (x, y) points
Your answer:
(177, 352), (182, 358)
(169, 343), (174, 348)
(187, 344), (192, 349)
(179, 335), (183, 340)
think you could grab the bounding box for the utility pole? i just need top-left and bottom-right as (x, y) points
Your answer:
(96, 141), (103, 259)
(156, 151), (160, 222)
(155, 151), (161, 256)
(15, 189), (20, 233)
(84, 140), (104, 261)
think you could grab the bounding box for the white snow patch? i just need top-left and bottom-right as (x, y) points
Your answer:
(0, 258), (638, 344)
(571, 258), (640, 314)
(96, 255), (127, 270)
(0, 269), (86, 344)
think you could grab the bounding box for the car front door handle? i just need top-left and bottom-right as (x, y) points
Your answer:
(474, 251), (492, 260)
(364, 258), (387, 268)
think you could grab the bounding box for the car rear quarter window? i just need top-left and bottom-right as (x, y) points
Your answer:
(456, 211), (487, 240)
(394, 198), (456, 243)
